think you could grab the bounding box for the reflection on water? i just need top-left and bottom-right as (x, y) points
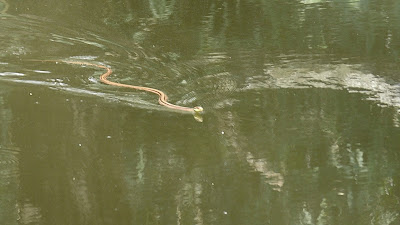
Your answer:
(243, 61), (400, 110)
(17, 202), (42, 224)
(0, 87), (20, 224)
(0, 0), (400, 224)
(0, 147), (20, 178)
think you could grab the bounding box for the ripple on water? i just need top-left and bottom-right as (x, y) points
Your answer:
(0, 13), (203, 113)
(0, 0), (9, 14)
(16, 201), (42, 224)
(242, 62), (400, 110)
(0, 146), (20, 179)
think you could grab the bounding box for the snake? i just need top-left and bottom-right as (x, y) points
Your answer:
(33, 60), (203, 116)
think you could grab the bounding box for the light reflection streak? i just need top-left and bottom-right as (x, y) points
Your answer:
(244, 63), (400, 111)
(0, 72), (25, 76)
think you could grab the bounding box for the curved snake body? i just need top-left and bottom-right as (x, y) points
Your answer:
(35, 60), (203, 115)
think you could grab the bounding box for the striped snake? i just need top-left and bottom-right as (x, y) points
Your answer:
(33, 60), (203, 120)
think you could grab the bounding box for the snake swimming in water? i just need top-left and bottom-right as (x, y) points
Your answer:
(33, 60), (204, 119)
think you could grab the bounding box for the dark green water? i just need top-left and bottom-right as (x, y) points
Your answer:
(1, 0), (400, 224)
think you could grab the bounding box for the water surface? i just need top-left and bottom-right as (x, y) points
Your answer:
(0, 0), (400, 224)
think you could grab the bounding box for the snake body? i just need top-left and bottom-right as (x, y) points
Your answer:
(36, 60), (203, 114)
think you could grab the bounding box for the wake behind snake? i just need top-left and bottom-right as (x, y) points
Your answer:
(33, 60), (203, 121)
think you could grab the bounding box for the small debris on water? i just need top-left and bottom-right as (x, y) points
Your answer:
(66, 99), (69, 102)
(78, 144), (82, 147)
(221, 131), (224, 134)
(72, 177), (75, 181)
(211, 182), (214, 186)
(337, 192), (345, 196)
(223, 211), (228, 215)
(106, 136), (112, 139)
(29, 92), (32, 96)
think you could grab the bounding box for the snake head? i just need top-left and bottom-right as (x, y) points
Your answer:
(192, 106), (204, 122)
(193, 106), (204, 113)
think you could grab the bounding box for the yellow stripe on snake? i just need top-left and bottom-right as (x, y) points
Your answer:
(33, 60), (204, 121)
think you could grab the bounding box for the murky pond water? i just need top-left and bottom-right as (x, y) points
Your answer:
(1, 0), (400, 224)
